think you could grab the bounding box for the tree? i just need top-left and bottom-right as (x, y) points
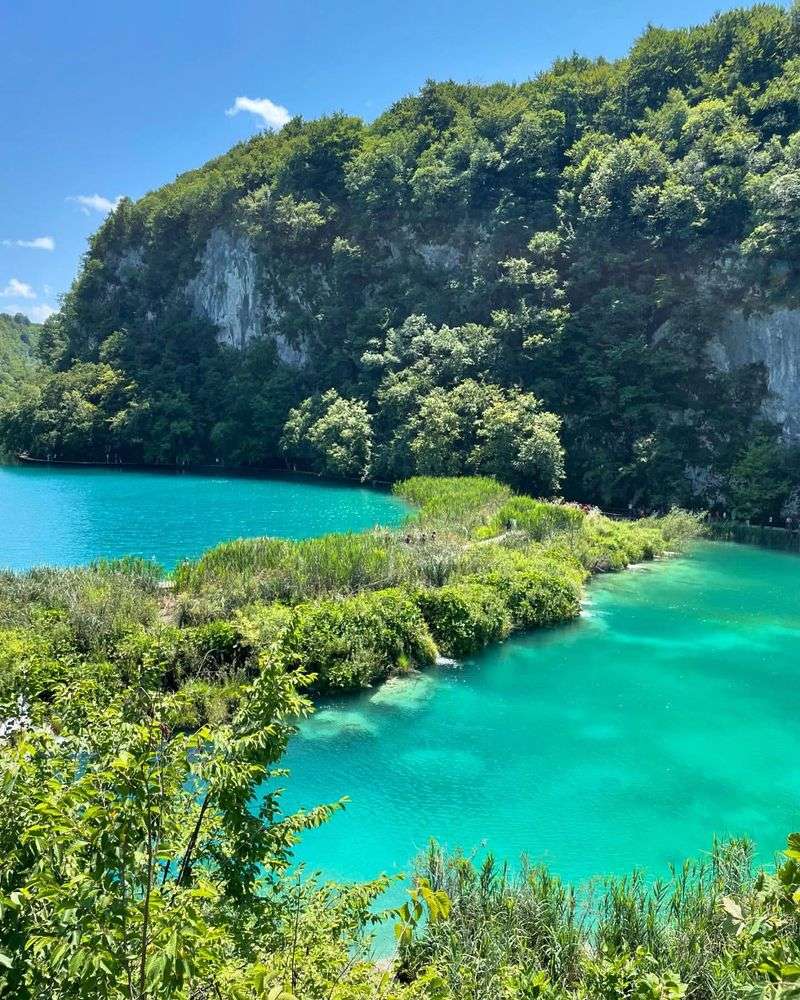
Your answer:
(474, 390), (565, 494)
(728, 434), (790, 521)
(0, 660), (397, 1000)
(281, 390), (374, 480)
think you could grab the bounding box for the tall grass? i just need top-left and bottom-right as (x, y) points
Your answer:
(173, 530), (416, 623)
(0, 557), (162, 653)
(402, 838), (761, 999)
(478, 496), (586, 542)
(395, 476), (513, 536)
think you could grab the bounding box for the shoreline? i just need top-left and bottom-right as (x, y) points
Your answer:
(9, 453), (396, 489)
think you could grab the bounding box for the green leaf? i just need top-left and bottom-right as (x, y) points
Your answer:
(785, 832), (800, 860)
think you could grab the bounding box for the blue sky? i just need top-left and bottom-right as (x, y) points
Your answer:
(1, 0), (773, 322)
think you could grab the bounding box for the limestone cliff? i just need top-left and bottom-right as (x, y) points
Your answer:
(709, 308), (800, 440)
(186, 228), (307, 366)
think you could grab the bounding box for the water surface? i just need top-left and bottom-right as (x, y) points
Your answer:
(283, 543), (800, 893)
(0, 465), (408, 570)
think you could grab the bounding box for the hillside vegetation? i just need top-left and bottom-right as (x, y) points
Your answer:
(0, 313), (39, 408)
(4, 5), (800, 517)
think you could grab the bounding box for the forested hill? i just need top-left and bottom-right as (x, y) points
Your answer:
(0, 313), (39, 407)
(5, 3), (800, 517)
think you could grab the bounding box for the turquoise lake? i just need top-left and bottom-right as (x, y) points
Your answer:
(282, 542), (800, 897)
(2, 466), (797, 913)
(0, 465), (408, 570)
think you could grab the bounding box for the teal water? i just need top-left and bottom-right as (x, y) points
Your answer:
(282, 542), (800, 897)
(0, 465), (408, 570)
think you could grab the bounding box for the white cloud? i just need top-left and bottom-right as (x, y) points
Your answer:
(68, 194), (123, 215)
(0, 278), (35, 299)
(27, 303), (56, 323)
(2, 302), (55, 323)
(225, 95), (290, 130)
(2, 236), (55, 251)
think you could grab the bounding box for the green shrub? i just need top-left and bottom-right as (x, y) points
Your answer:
(240, 588), (438, 690)
(116, 620), (245, 689)
(473, 567), (582, 630)
(579, 517), (665, 570)
(655, 508), (706, 547)
(235, 602), (294, 651)
(0, 627), (72, 719)
(0, 624), (124, 731)
(541, 514), (674, 574)
(416, 581), (512, 658)
(166, 676), (249, 730)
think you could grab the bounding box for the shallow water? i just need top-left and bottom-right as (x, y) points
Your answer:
(0, 465), (408, 570)
(282, 542), (800, 896)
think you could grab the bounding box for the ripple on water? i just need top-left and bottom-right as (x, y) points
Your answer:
(399, 746), (485, 776)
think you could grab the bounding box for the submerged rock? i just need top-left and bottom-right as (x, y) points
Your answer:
(301, 708), (377, 740)
(369, 673), (436, 710)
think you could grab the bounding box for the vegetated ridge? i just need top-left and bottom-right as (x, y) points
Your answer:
(0, 313), (39, 408)
(5, 5), (800, 521)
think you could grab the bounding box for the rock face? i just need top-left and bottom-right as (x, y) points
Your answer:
(186, 228), (307, 366)
(187, 229), (262, 350)
(709, 307), (800, 440)
(417, 242), (462, 270)
(185, 228), (800, 440)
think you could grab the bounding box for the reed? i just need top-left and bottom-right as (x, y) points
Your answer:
(173, 530), (415, 623)
(0, 557), (161, 653)
(402, 837), (765, 1000)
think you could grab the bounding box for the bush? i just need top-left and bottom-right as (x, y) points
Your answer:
(0, 627), (72, 719)
(546, 515), (670, 573)
(166, 676), (249, 730)
(0, 624), (124, 732)
(115, 620), (246, 689)
(416, 581), (512, 657)
(235, 602), (294, 651)
(656, 507), (706, 547)
(473, 567), (582, 630)
(239, 588), (438, 690)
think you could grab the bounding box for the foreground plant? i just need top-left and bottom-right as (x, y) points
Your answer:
(0, 657), (400, 1000)
(396, 840), (800, 1000)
